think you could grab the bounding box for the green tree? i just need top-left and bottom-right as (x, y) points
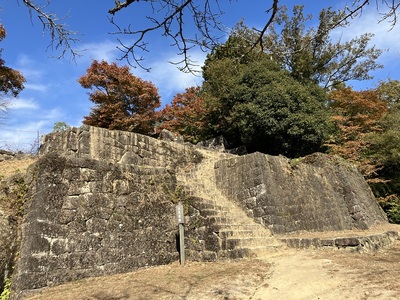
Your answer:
(202, 39), (332, 157)
(52, 121), (70, 132)
(201, 24), (265, 138)
(368, 80), (400, 170)
(368, 107), (400, 169)
(368, 80), (400, 172)
(328, 81), (400, 223)
(367, 104), (400, 223)
(263, 5), (383, 88)
(78, 60), (160, 135)
(376, 79), (400, 108)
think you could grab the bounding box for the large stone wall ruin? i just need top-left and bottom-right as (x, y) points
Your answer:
(6, 125), (393, 297)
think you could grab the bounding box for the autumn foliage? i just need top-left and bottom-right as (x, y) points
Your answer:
(327, 87), (388, 177)
(0, 24), (26, 98)
(157, 86), (208, 143)
(78, 60), (160, 135)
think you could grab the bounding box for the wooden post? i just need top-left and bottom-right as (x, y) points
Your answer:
(176, 202), (185, 265)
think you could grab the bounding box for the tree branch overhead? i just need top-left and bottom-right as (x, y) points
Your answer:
(12, 0), (400, 71)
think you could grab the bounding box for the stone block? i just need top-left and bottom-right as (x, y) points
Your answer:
(335, 237), (360, 247)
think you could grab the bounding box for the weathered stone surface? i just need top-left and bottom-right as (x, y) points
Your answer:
(280, 231), (399, 252)
(215, 152), (388, 234)
(158, 129), (184, 143)
(39, 125), (203, 169)
(0, 209), (17, 292)
(11, 153), (180, 294)
(12, 127), (211, 296)
(196, 136), (228, 152)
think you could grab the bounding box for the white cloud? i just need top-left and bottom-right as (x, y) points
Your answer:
(24, 83), (50, 93)
(332, 8), (400, 59)
(41, 108), (65, 123)
(134, 49), (207, 104)
(78, 40), (120, 62)
(0, 105), (66, 152)
(329, 5), (400, 87)
(0, 126), (40, 152)
(9, 97), (39, 110)
(16, 54), (46, 80)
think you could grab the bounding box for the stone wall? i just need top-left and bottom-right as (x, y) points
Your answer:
(0, 209), (17, 293)
(12, 127), (212, 296)
(12, 153), (180, 294)
(215, 152), (388, 234)
(39, 125), (203, 169)
(216, 153), (387, 234)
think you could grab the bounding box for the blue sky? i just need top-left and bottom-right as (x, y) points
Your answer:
(0, 0), (399, 151)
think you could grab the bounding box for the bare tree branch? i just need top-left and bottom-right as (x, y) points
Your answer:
(336, 0), (400, 27)
(252, 0), (279, 51)
(379, 0), (400, 26)
(109, 0), (140, 15)
(0, 98), (9, 125)
(21, 0), (81, 61)
(109, 0), (227, 72)
(13, 0), (400, 71)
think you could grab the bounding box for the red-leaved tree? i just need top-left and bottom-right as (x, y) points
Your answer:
(0, 23), (26, 123)
(158, 86), (209, 143)
(78, 60), (160, 135)
(327, 87), (388, 178)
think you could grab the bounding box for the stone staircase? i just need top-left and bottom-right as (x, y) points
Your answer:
(176, 148), (283, 259)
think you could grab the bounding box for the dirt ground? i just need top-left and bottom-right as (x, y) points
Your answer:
(22, 239), (400, 300)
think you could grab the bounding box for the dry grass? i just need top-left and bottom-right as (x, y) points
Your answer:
(0, 157), (37, 178)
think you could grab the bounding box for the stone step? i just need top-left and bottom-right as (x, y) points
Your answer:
(217, 223), (269, 231)
(190, 199), (235, 212)
(208, 214), (263, 225)
(199, 209), (229, 217)
(278, 230), (400, 251)
(183, 189), (223, 201)
(187, 184), (218, 193)
(180, 185), (226, 202)
(217, 229), (272, 239)
(223, 237), (277, 250)
(195, 200), (243, 211)
(177, 154), (284, 260)
(245, 245), (285, 258)
(217, 243), (284, 260)
(199, 209), (253, 221)
(217, 248), (252, 260)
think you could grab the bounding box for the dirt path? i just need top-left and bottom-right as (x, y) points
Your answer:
(252, 251), (348, 300)
(23, 240), (400, 300)
(254, 244), (400, 300)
